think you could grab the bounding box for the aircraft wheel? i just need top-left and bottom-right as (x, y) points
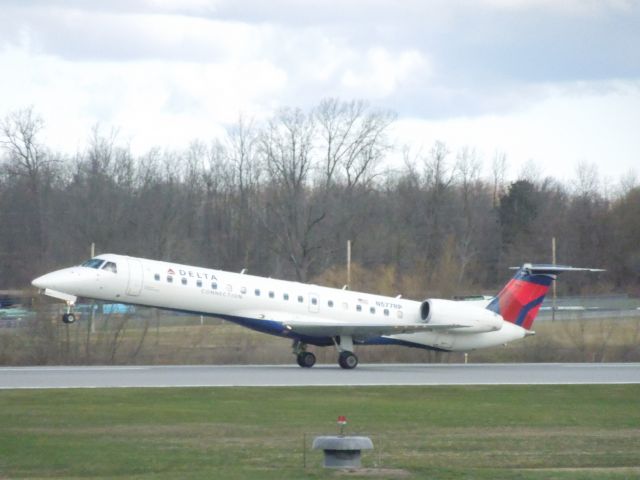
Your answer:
(62, 313), (76, 324)
(338, 351), (358, 369)
(297, 352), (316, 368)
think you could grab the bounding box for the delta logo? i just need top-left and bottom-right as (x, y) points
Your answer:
(167, 267), (217, 281)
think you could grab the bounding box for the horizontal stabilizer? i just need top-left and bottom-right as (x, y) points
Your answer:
(509, 264), (605, 275)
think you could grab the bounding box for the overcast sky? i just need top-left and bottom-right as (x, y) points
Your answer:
(1, 0), (639, 183)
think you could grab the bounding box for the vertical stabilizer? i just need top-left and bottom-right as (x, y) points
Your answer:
(486, 264), (603, 330)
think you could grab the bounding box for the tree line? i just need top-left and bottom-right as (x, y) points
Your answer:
(1, 99), (639, 298)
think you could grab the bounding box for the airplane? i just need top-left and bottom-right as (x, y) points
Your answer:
(31, 254), (602, 369)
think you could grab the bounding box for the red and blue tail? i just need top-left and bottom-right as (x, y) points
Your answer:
(486, 264), (603, 330)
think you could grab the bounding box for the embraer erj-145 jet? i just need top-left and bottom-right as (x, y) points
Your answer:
(32, 255), (601, 369)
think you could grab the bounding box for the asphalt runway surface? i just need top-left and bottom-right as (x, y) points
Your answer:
(1, 363), (639, 389)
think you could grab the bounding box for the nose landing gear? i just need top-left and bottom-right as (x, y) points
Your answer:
(61, 300), (76, 324)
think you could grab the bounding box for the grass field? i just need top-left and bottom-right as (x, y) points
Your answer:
(3, 304), (640, 365)
(1, 385), (639, 479)
(6, 313), (639, 366)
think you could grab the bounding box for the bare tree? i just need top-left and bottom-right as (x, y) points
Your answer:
(133, 149), (189, 260)
(260, 107), (317, 280)
(315, 98), (394, 189)
(491, 151), (507, 208)
(0, 107), (52, 275)
(518, 159), (543, 184)
(454, 146), (482, 282)
(618, 168), (638, 196)
(67, 125), (135, 255)
(573, 161), (600, 197)
(422, 141), (457, 264)
(259, 100), (394, 280)
(0, 107), (48, 196)
(314, 99), (394, 263)
(225, 116), (262, 269)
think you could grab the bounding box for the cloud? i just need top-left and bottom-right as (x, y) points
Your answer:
(0, 0), (638, 180)
(0, 44), (287, 154)
(1, 5), (275, 63)
(392, 80), (640, 181)
(4, 1), (638, 91)
(340, 48), (428, 97)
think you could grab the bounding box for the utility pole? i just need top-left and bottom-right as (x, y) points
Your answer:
(347, 240), (352, 290)
(552, 237), (557, 322)
(89, 242), (96, 335)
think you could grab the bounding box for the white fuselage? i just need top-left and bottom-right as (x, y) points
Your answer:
(32, 254), (528, 352)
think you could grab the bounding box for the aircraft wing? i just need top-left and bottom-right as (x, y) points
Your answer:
(280, 319), (471, 338)
(234, 310), (471, 339)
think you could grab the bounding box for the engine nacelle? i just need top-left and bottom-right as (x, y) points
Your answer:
(419, 298), (503, 333)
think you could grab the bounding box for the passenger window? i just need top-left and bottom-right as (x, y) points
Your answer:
(297, 296), (304, 303)
(283, 293), (289, 300)
(211, 282), (217, 290)
(154, 273), (160, 281)
(384, 309), (389, 316)
(255, 289), (261, 296)
(328, 300), (334, 307)
(397, 311), (403, 319)
(311, 297), (318, 305)
(269, 291), (275, 298)
(370, 307), (376, 314)
(167, 276), (173, 283)
(356, 305), (362, 312)
(196, 280), (202, 288)
(181, 278), (187, 286)
(241, 286), (247, 294)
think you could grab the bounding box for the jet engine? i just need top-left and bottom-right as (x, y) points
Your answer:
(419, 298), (503, 333)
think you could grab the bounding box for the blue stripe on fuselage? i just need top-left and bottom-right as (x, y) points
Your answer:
(217, 314), (335, 346)
(129, 304), (336, 346)
(82, 303), (443, 350)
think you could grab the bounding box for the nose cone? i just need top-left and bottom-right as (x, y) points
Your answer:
(32, 272), (58, 290)
(32, 269), (77, 291)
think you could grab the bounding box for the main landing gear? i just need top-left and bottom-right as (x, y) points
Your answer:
(292, 337), (359, 369)
(334, 336), (358, 369)
(338, 351), (358, 369)
(297, 351), (317, 368)
(293, 340), (316, 368)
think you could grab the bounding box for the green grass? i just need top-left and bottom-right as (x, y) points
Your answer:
(1, 385), (639, 479)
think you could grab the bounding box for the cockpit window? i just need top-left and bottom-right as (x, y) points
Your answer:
(102, 262), (117, 273)
(81, 258), (105, 269)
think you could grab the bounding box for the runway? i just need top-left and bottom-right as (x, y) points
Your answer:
(1, 363), (639, 389)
